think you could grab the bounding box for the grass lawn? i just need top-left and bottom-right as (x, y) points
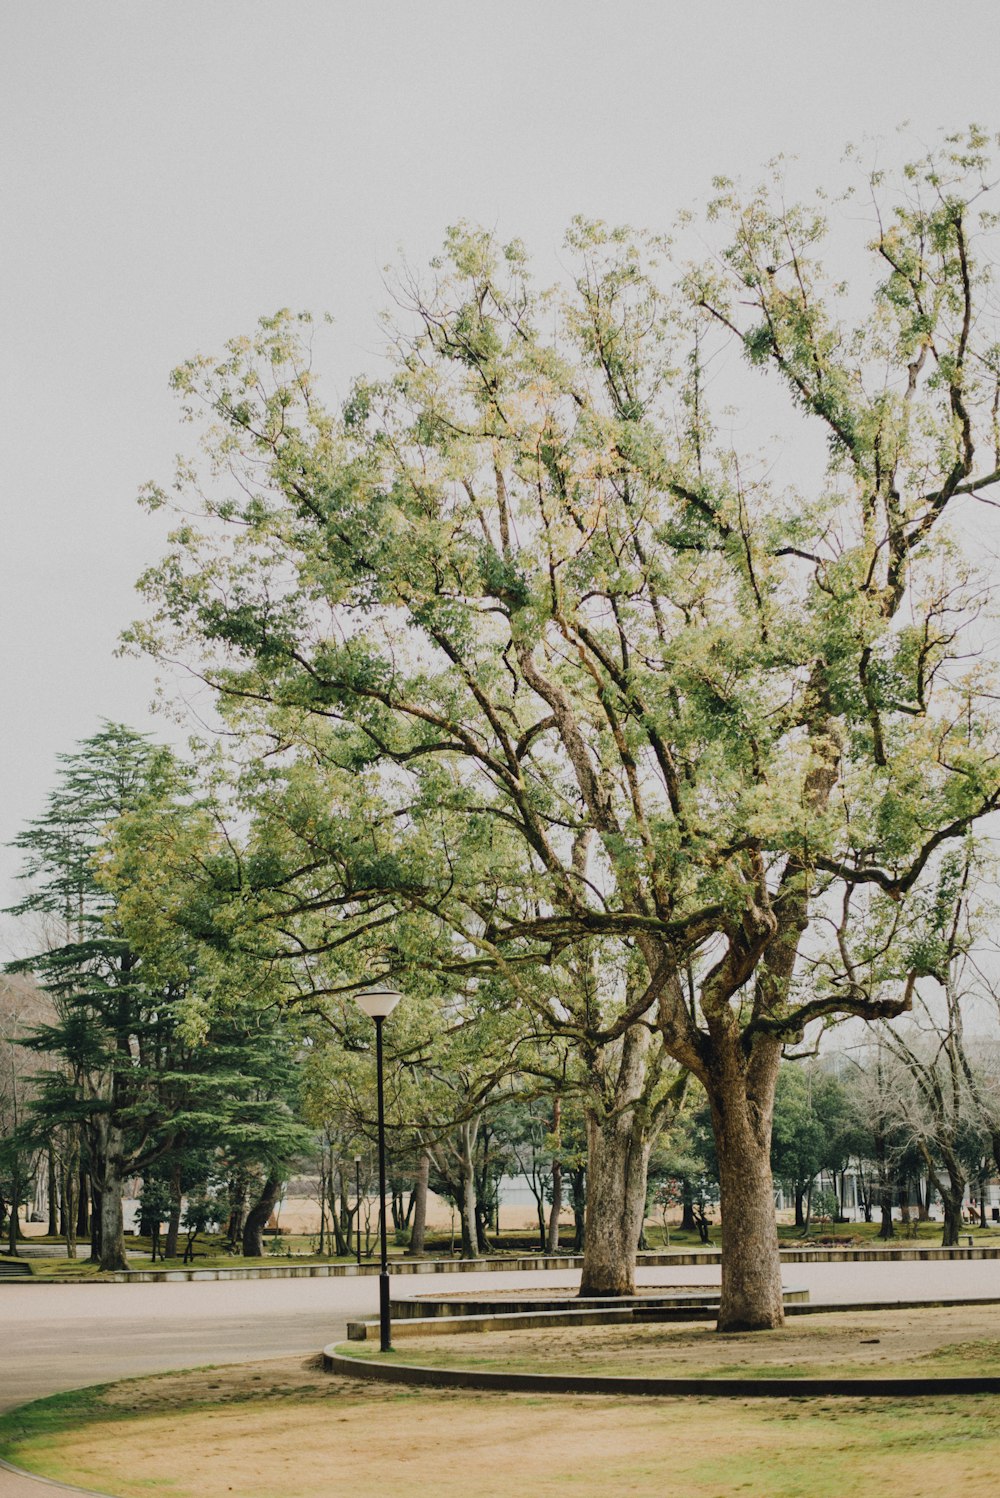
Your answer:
(4, 1355), (1000, 1498)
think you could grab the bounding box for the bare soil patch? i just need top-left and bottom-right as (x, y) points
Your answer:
(362, 1303), (1000, 1379)
(8, 1354), (1000, 1498)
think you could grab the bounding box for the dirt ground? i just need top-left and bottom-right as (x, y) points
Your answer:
(379, 1303), (1000, 1378)
(9, 1306), (1000, 1498)
(9, 1352), (1000, 1498)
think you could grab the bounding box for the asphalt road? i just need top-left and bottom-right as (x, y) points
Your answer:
(6, 1257), (1000, 1497)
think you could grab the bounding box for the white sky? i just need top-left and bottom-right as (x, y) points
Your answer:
(4, 0), (1000, 955)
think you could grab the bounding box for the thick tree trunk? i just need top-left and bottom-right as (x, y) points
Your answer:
(580, 1025), (654, 1297)
(794, 1187), (805, 1229)
(708, 1037), (784, 1332)
(243, 1172), (282, 1257)
(408, 1150), (429, 1256)
(98, 1129), (130, 1273)
(579, 1104), (650, 1295)
(941, 1194), (963, 1246)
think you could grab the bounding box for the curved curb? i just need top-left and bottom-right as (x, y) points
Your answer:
(324, 1345), (1000, 1400)
(0, 1453), (115, 1497)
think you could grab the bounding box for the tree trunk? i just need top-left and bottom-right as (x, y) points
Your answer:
(77, 1168), (90, 1238)
(89, 1179), (103, 1262)
(546, 1098), (562, 1253)
(794, 1187), (805, 1229)
(226, 1176), (247, 1248)
(164, 1164), (183, 1261)
(330, 1170), (348, 1257)
(458, 1120), (479, 1259)
(408, 1150), (429, 1256)
(941, 1193), (963, 1246)
(62, 1157), (78, 1259)
(708, 1037), (784, 1332)
(546, 1158), (563, 1253)
(98, 1130), (130, 1273)
(579, 1104), (651, 1295)
(243, 1172), (282, 1257)
(580, 1025), (654, 1297)
(6, 1161), (21, 1255)
(570, 1166), (586, 1251)
(680, 1180), (696, 1233)
(47, 1150), (58, 1237)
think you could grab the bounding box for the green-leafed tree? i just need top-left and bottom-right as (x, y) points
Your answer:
(7, 725), (188, 1269)
(129, 131), (1000, 1328)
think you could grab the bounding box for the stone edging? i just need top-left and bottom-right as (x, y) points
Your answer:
(6, 1240), (1000, 1286)
(323, 1345), (1000, 1399)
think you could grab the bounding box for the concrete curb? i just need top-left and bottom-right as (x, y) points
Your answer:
(323, 1345), (1000, 1399)
(348, 1288), (811, 1340)
(7, 1240), (1000, 1285)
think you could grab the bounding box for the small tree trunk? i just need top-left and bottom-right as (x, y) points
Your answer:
(7, 1162), (21, 1255)
(243, 1172), (282, 1257)
(89, 1180), (103, 1262)
(163, 1164), (183, 1261)
(680, 1180), (696, 1233)
(546, 1099), (563, 1253)
(794, 1187), (805, 1229)
(546, 1158), (563, 1253)
(408, 1150), (429, 1256)
(77, 1167), (90, 1238)
(63, 1166), (78, 1260)
(916, 1178), (930, 1222)
(459, 1121), (479, 1259)
(47, 1150), (58, 1237)
(330, 1171), (348, 1257)
(570, 1166), (586, 1251)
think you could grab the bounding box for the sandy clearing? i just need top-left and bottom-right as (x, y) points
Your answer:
(10, 1356), (1000, 1498)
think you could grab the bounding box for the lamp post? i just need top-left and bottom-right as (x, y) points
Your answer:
(353, 982), (401, 1353)
(354, 1155), (362, 1267)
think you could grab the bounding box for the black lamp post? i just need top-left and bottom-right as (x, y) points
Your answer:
(353, 982), (401, 1353)
(354, 1155), (362, 1267)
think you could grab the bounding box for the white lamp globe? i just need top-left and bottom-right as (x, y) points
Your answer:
(353, 983), (402, 1020)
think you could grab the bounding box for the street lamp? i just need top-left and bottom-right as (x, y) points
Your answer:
(354, 1155), (362, 1267)
(353, 981), (402, 1352)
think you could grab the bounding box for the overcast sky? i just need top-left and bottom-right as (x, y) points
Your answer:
(3, 1), (1000, 953)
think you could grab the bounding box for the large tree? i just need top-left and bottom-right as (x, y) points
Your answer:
(131, 131), (1000, 1328)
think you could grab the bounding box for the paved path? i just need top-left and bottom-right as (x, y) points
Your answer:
(5, 1256), (1000, 1496)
